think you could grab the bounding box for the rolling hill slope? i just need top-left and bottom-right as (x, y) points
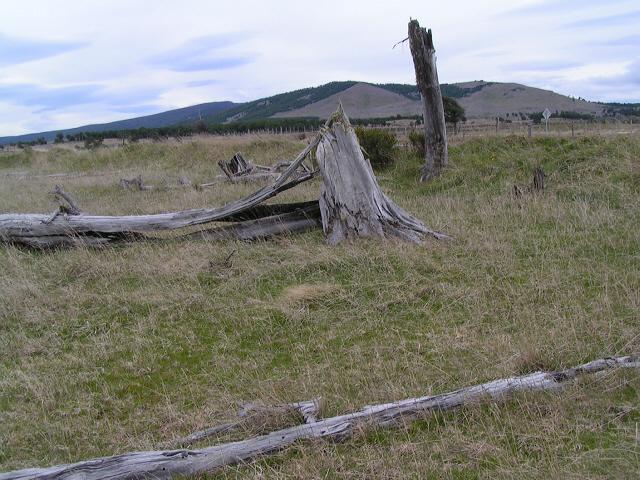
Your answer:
(271, 83), (422, 119)
(271, 81), (604, 120)
(456, 81), (603, 117)
(1, 80), (628, 145)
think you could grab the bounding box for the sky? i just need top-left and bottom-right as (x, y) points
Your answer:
(1, 0), (639, 136)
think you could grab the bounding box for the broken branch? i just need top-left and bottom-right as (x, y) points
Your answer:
(52, 185), (82, 215)
(172, 399), (321, 447)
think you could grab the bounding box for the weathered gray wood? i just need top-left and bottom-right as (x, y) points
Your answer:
(213, 201), (318, 222)
(184, 204), (321, 242)
(52, 185), (82, 215)
(1, 355), (636, 480)
(316, 105), (447, 244)
(408, 19), (448, 181)
(215, 153), (305, 185)
(533, 167), (545, 191)
(1, 105), (440, 249)
(172, 399), (321, 447)
(119, 175), (153, 191)
(0, 136), (321, 248)
(218, 153), (253, 179)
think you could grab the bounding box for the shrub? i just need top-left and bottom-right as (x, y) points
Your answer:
(443, 97), (466, 126)
(84, 136), (104, 150)
(355, 127), (397, 168)
(408, 130), (425, 158)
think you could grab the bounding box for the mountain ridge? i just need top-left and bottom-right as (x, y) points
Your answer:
(1, 81), (635, 145)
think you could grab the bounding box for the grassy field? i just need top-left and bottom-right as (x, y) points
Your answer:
(0, 133), (639, 478)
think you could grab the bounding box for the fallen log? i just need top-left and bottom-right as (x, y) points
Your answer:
(0, 136), (321, 248)
(214, 153), (307, 185)
(218, 152), (311, 183)
(2, 355), (636, 480)
(1, 105), (446, 249)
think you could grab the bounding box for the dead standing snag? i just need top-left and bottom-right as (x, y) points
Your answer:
(408, 19), (448, 181)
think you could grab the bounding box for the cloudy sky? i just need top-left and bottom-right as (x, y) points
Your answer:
(1, 0), (639, 136)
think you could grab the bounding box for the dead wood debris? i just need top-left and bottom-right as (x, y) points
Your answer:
(119, 175), (153, 191)
(1, 355), (637, 480)
(513, 167), (547, 198)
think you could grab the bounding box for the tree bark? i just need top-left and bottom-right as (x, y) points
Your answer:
(184, 203), (321, 242)
(316, 104), (447, 244)
(408, 19), (448, 181)
(1, 355), (636, 480)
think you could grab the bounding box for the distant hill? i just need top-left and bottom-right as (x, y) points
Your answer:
(3, 80), (636, 145)
(0, 101), (236, 145)
(453, 81), (603, 118)
(269, 81), (604, 120)
(204, 81), (359, 123)
(271, 83), (421, 119)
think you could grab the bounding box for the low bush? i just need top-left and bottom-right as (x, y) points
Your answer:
(84, 136), (104, 150)
(355, 127), (397, 168)
(408, 130), (425, 158)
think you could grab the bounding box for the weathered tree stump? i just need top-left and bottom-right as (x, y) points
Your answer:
(316, 105), (447, 244)
(408, 19), (448, 181)
(218, 153), (253, 178)
(119, 175), (152, 191)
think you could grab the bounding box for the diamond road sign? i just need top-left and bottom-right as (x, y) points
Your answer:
(542, 108), (551, 120)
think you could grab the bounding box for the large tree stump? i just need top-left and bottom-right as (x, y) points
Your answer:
(408, 19), (448, 181)
(316, 105), (446, 244)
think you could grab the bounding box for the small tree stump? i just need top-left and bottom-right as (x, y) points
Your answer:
(119, 176), (152, 191)
(533, 167), (545, 191)
(218, 153), (253, 179)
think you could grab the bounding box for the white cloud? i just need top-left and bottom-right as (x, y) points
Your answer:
(0, 0), (639, 135)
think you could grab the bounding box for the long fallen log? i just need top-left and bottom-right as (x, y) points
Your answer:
(15, 202), (321, 249)
(2, 355), (636, 480)
(0, 136), (321, 248)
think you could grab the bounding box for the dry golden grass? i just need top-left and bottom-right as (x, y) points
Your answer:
(0, 133), (639, 478)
